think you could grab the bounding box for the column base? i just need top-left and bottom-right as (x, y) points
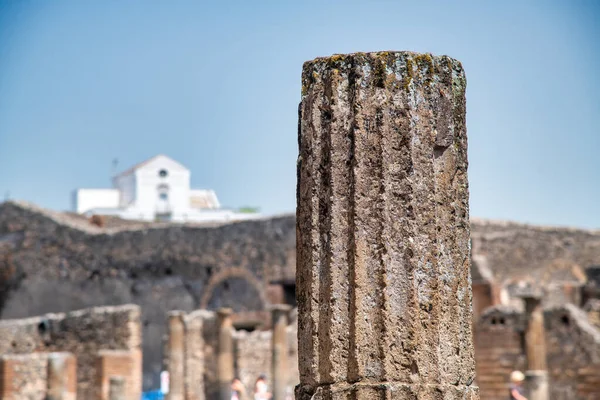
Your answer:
(525, 370), (549, 400)
(296, 382), (479, 400)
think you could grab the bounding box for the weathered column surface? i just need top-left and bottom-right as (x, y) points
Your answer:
(47, 352), (77, 400)
(167, 312), (185, 400)
(108, 376), (126, 400)
(296, 51), (478, 399)
(522, 295), (549, 400)
(217, 308), (234, 400)
(271, 304), (292, 400)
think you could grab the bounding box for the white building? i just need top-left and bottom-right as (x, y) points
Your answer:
(72, 155), (259, 223)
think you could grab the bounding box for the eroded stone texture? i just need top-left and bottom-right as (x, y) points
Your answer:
(296, 51), (477, 399)
(271, 304), (292, 400)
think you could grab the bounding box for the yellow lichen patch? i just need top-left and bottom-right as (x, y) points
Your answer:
(327, 54), (346, 69)
(405, 57), (415, 78)
(414, 53), (434, 68)
(353, 52), (367, 63)
(403, 57), (415, 90)
(414, 53), (434, 86)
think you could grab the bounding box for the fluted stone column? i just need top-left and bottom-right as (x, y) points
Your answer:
(296, 51), (478, 399)
(217, 308), (234, 400)
(522, 295), (549, 400)
(167, 312), (185, 400)
(108, 376), (126, 400)
(47, 352), (76, 400)
(271, 304), (292, 400)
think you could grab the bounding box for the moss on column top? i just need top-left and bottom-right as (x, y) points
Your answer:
(301, 51), (464, 96)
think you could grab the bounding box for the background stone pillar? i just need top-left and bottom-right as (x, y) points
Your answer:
(522, 295), (549, 400)
(296, 51), (478, 399)
(108, 376), (126, 400)
(47, 352), (77, 400)
(271, 304), (292, 400)
(184, 313), (205, 400)
(217, 308), (234, 400)
(167, 312), (185, 400)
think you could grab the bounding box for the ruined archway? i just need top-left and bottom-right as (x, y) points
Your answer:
(199, 267), (268, 312)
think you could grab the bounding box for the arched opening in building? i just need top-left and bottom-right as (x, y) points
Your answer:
(205, 277), (264, 312)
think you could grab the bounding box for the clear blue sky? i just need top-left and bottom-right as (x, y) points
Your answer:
(0, 1), (598, 227)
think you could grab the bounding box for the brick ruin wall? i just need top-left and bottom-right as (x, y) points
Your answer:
(474, 304), (600, 400)
(0, 304), (141, 399)
(474, 307), (526, 399)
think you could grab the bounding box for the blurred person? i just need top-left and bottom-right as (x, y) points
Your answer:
(509, 370), (527, 400)
(231, 377), (246, 400)
(254, 374), (271, 400)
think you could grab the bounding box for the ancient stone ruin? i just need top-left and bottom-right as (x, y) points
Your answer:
(0, 200), (296, 389)
(296, 51), (477, 399)
(162, 306), (298, 400)
(2, 52), (600, 399)
(0, 304), (142, 400)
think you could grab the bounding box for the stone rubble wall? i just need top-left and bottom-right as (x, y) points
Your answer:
(0, 304), (142, 399)
(470, 218), (600, 288)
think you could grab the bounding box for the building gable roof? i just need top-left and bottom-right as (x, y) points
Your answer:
(114, 154), (188, 178)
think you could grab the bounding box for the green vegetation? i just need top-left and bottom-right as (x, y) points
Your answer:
(238, 206), (260, 214)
